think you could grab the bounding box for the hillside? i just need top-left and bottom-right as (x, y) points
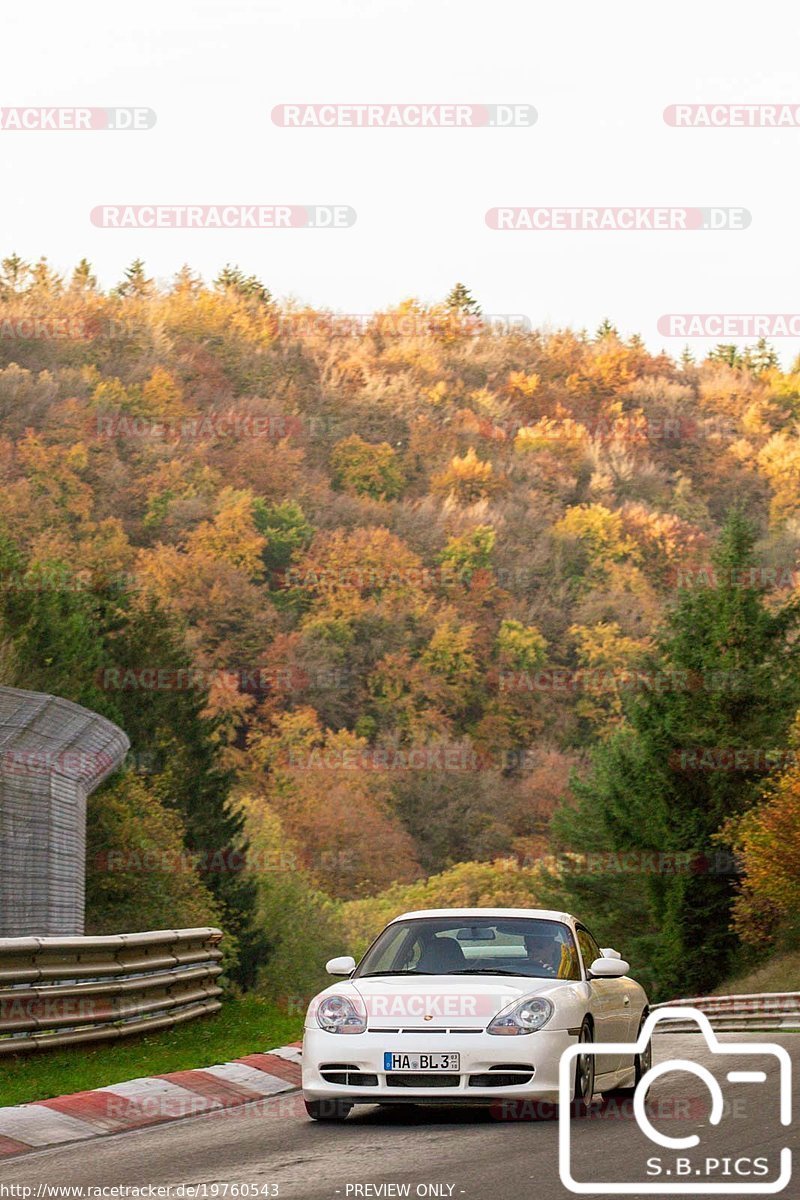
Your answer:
(1, 258), (799, 994)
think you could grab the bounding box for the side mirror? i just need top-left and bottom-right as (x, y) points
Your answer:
(326, 955), (356, 976)
(589, 956), (629, 979)
(601, 947), (622, 959)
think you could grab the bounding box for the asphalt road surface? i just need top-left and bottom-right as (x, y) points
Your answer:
(2, 1034), (797, 1200)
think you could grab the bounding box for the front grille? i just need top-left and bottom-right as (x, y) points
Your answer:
(320, 1064), (378, 1086)
(385, 1073), (460, 1088)
(368, 1027), (484, 1034)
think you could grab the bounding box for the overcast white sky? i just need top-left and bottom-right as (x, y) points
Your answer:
(3, 0), (800, 360)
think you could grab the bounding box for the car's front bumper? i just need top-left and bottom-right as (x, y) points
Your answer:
(302, 1027), (578, 1105)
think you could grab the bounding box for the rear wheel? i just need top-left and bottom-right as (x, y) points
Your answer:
(305, 1098), (353, 1122)
(571, 1020), (595, 1114)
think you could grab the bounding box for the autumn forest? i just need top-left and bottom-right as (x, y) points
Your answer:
(1, 255), (799, 1002)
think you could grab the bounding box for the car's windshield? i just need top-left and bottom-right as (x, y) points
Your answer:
(355, 916), (581, 980)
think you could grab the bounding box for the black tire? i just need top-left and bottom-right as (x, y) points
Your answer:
(607, 1014), (652, 1098)
(571, 1019), (596, 1115)
(304, 1098), (353, 1121)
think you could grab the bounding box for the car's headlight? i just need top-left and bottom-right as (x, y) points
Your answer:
(316, 993), (367, 1034)
(486, 995), (554, 1036)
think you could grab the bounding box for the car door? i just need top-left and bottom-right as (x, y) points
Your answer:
(576, 926), (631, 1075)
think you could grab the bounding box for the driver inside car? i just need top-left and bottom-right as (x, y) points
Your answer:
(524, 930), (561, 975)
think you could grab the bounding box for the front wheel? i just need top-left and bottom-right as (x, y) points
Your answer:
(571, 1019), (596, 1114)
(305, 1098), (353, 1122)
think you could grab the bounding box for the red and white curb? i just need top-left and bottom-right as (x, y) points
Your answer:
(0, 1042), (302, 1159)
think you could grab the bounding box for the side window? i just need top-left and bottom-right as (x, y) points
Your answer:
(554, 927), (582, 980)
(576, 927), (601, 974)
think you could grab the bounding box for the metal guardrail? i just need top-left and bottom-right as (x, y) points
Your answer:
(0, 928), (223, 1055)
(652, 992), (800, 1032)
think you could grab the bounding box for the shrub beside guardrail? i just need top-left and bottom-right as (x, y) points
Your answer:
(652, 992), (800, 1032)
(0, 928), (223, 1055)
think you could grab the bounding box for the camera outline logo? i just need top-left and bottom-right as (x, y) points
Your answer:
(558, 1006), (792, 1195)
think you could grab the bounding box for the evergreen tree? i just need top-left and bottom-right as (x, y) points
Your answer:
(0, 253), (30, 297)
(549, 511), (800, 997)
(214, 263), (272, 305)
(595, 318), (619, 340)
(743, 337), (779, 376)
(70, 258), (98, 292)
(171, 264), (203, 295)
(102, 597), (267, 985)
(445, 282), (481, 316)
(0, 539), (265, 985)
(28, 257), (63, 296)
(115, 259), (153, 299)
(0, 540), (109, 708)
(708, 344), (742, 368)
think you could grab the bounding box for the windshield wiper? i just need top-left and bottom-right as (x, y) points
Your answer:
(450, 968), (537, 977)
(358, 970), (436, 977)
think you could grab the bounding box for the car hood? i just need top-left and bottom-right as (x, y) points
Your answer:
(321, 974), (571, 1029)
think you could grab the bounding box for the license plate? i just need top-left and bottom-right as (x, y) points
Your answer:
(383, 1052), (460, 1071)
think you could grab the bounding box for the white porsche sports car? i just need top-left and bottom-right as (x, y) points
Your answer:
(302, 907), (650, 1120)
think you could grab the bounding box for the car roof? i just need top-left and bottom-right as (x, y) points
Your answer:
(389, 907), (574, 924)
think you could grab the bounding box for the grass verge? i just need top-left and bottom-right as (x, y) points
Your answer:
(0, 994), (302, 1109)
(714, 950), (800, 996)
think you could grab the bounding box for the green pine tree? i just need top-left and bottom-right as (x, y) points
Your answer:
(214, 263), (272, 305)
(0, 538), (266, 986)
(70, 258), (98, 292)
(103, 597), (267, 985)
(28, 257), (63, 296)
(445, 282), (481, 316)
(595, 318), (619, 340)
(115, 259), (153, 299)
(0, 253), (31, 297)
(708, 344), (742, 368)
(547, 510), (800, 998)
(743, 337), (779, 376)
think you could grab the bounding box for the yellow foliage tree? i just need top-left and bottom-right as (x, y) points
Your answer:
(724, 740), (800, 943)
(187, 486), (266, 576)
(757, 430), (800, 524)
(431, 446), (500, 504)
